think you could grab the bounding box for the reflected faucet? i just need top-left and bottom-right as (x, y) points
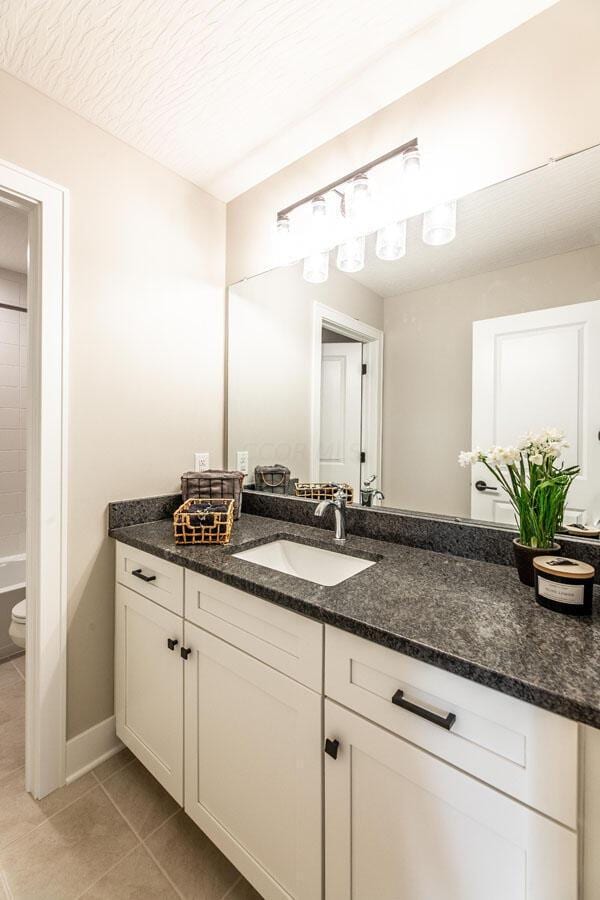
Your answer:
(314, 486), (348, 544)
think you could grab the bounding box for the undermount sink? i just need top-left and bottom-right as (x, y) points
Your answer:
(232, 539), (375, 586)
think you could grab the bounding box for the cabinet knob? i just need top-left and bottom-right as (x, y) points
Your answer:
(324, 738), (340, 759)
(180, 647), (191, 660)
(167, 638), (178, 651)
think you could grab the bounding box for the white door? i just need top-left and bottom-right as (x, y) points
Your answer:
(471, 300), (600, 525)
(115, 584), (184, 803)
(319, 342), (362, 495)
(324, 700), (577, 900)
(184, 622), (322, 900)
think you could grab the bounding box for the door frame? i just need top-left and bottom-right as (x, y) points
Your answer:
(311, 302), (383, 491)
(0, 158), (69, 799)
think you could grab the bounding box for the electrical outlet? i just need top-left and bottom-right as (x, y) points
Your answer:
(236, 450), (249, 475)
(194, 452), (210, 472)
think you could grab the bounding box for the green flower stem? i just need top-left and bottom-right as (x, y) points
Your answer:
(480, 457), (579, 549)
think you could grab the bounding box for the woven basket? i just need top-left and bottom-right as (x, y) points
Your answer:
(295, 482), (354, 504)
(254, 464), (291, 495)
(181, 470), (245, 519)
(173, 498), (234, 545)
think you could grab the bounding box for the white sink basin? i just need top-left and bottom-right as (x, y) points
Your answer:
(232, 539), (375, 586)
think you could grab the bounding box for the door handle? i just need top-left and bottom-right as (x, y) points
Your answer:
(167, 638), (178, 651)
(324, 738), (340, 759)
(474, 480), (498, 493)
(131, 568), (157, 583)
(392, 689), (456, 731)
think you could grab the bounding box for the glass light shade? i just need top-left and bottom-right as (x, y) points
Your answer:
(303, 250), (329, 283)
(337, 235), (365, 273)
(376, 221), (407, 261)
(422, 200), (457, 246)
(402, 147), (421, 178)
(346, 174), (370, 228)
(309, 194), (328, 254)
(276, 215), (292, 264)
(311, 195), (327, 220)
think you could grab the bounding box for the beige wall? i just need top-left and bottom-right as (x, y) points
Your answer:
(226, 0), (600, 285)
(382, 244), (600, 517)
(0, 70), (226, 738)
(228, 263), (382, 482)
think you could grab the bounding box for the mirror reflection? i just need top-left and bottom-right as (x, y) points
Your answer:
(228, 145), (600, 529)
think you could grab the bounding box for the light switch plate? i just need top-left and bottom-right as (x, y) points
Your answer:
(236, 451), (249, 475)
(194, 452), (210, 472)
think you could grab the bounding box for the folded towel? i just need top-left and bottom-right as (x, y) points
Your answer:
(186, 501), (229, 527)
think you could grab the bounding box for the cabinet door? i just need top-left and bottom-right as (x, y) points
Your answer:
(184, 622), (322, 900)
(324, 700), (577, 900)
(115, 584), (183, 803)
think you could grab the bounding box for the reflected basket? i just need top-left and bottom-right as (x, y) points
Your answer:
(173, 498), (235, 545)
(295, 482), (354, 504)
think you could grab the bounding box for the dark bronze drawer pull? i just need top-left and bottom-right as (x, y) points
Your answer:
(392, 689), (456, 731)
(131, 568), (157, 583)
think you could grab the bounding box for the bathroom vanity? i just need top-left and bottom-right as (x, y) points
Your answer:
(110, 508), (600, 900)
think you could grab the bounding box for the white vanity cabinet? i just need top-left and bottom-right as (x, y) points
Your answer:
(114, 540), (589, 900)
(114, 544), (323, 900)
(184, 623), (322, 900)
(324, 698), (577, 900)
(115, 583), (184, 803)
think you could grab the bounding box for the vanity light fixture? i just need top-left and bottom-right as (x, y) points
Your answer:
(275, 139), (459, 281)
(422, 200), (457, 246)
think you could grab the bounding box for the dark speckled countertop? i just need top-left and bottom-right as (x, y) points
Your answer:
(110, 513), (600, 729)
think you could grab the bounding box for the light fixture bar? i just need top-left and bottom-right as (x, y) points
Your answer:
(277, 137), (418, 220)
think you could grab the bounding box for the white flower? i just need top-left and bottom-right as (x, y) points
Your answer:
(517, 432), (534, 450)
(458, 449), (479, 467)
(530, 453), (543, 465)
(487, 447), (504, 465)
(500, 446), (521, 466)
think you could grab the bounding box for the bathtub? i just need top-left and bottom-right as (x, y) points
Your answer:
(0, 555), (25, 659)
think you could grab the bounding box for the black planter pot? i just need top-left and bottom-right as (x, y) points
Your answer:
(512, 539), (561, 587)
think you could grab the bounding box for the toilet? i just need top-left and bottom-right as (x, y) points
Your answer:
(9, 598), (26, 649)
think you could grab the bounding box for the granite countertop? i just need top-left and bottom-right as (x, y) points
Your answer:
(110, 513), (600, 729)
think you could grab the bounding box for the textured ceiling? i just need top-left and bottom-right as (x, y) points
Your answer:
(0, 0), (555, 200)
(0, 203), (28, 274)
(350, 145), (600, 298)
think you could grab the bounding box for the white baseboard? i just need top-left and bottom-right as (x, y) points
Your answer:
(66, 715), (124, 783)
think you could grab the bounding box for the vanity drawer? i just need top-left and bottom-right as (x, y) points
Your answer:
(185, 570), (323, 691)
(115, 542), (183, 616)
(325, 626), (578, 828)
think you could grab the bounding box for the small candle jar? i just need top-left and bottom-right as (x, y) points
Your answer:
(533, 556), (595, 616)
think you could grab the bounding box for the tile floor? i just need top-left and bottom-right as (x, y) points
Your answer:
(0, 657), (262, 899)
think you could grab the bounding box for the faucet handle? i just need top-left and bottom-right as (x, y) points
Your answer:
(331, 484), (348, 503)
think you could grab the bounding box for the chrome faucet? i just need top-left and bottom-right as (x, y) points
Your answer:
(314, 486), (348, 544)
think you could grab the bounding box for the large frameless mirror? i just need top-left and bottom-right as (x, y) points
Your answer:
(227, 144), (600, 532)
